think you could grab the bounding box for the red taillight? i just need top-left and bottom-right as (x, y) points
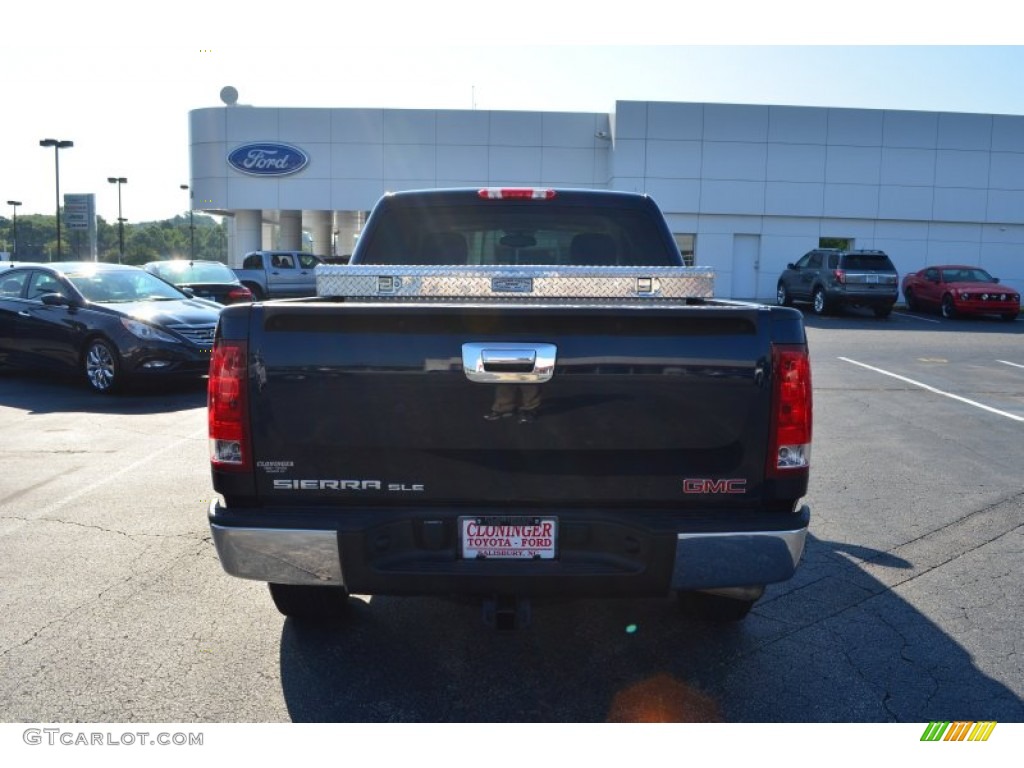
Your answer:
(228, 286), (254, 303)
(832, 269), (846, 284)
(767, 344), (812, 478)
(208, 339), (250, 472)
(477, 188), (557, 200)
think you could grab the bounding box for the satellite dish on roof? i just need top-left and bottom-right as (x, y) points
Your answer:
(220, 86), (239, 106)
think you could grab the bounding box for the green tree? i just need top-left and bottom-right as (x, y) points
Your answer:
(3, 212), (229, 264)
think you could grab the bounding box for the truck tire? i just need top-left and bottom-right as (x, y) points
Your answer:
(677, 591), (757, 622)
(268, 583), (350, 622)
(245, 283), (265, 301)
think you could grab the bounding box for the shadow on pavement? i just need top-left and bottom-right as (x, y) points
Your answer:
(797, 306), (1022, 334)
(0, 368), (206, 415)
(277, 533), (1023, 722)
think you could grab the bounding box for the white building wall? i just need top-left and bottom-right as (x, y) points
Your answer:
(190, 99), (1024, 296)
(604, 100), (1024, 297)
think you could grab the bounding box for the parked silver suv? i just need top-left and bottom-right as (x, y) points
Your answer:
(777, 249), (899, 318)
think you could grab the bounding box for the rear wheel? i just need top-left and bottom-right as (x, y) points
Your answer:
(268, 583), (350, 622)
(812, 287), (829, 315)
(941, 294), (956, 319)
(83, 338), (122, 394)
(873, 304), (893, 319)
(776, 282), (792, 307)
(245, 283), (265, 301)
(677, 591), (757, 623)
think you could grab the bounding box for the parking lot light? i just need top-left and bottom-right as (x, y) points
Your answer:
(108, 177), (127, 264)
(6, 200), (20, 258)
(39, 138), (73, 260)
(181, 184), (195, 259)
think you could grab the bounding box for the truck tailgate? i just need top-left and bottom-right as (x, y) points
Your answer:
(244, 301), (780, 508)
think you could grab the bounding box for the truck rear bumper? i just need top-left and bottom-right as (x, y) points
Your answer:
(209, 501), (809, 594)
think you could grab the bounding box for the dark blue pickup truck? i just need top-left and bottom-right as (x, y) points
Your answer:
(207, 188), (812, 628)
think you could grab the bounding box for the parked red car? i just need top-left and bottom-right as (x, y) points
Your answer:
(902, 265), (1019, 321)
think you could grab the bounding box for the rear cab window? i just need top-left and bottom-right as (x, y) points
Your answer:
(356, 201), (680, 267)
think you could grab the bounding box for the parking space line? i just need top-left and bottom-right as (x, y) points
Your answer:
(839, 357), (1024, 423)
(997, 360), (1024, 370)
(37, 430), (207, 518)
(892, 311), (941, 324)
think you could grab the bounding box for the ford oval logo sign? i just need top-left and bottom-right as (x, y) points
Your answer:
(227, 143), (309, 176)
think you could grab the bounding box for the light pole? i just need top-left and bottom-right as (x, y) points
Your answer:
(39, 138), (73, 260)
(180, 184), (195, 259)
(6, 201), (20, 258)
(108, 177), (127, 263)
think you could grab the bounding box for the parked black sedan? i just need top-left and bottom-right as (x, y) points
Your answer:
(0, 262), (222, 393)
(143, 259), (254, 305)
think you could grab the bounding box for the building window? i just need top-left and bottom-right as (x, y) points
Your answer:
(674, 234), (696, 266)
(819, 237), (853, 250)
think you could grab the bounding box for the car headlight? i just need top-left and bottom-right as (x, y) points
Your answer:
(121, 317), (179, 343)
(959, 291), (971, 300)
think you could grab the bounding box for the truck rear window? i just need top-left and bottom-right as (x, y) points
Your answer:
(356, 205), (678, 267)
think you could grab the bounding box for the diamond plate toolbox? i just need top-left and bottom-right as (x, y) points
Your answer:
(316, 265), (715, 300)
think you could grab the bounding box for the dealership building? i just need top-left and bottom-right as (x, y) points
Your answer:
(188, 100), (1024, 298)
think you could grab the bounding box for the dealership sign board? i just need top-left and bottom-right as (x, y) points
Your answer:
(227, 143), (309, 176)
(64, 193), (95, 231)
(63, 193), (98, 259)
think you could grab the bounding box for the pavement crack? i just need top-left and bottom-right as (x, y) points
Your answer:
(0, 514), (204, 540)
(735, 493), (1023, 675)
(0, 541), (210, 660)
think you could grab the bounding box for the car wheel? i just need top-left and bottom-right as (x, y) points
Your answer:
(1002, 313), (1018, 322)
(245, 283), (265, 301)
(941, 294), (956, 319)
(904, 289), (918, 311)
(268, 583), (350, 623)
(776, 282), (791, 307)
(83, 338), (122, 394)
(677, 591), (757, 623)
(812, 287), (829, 315)
(874, 304), (893, 319)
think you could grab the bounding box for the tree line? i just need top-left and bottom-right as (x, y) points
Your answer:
(1, 213), (228, 265)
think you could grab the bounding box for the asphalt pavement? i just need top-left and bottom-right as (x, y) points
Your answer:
(0, 309), (1021, 722)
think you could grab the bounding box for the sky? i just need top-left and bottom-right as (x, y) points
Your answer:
(4, 2), (1021, 224)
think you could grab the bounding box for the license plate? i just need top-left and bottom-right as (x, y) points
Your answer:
(460, 517), (557, 560)
(866, 274), (879, 283)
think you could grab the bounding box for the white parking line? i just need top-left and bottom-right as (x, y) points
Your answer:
(892, 311), (941, 324)
(839, 357), (1024, 422)
(997, 360), (1024, 370)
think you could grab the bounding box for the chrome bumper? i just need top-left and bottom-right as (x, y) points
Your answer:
(210, 507), (808, 591)
(210, 524), (346, 586)
(670, 523), (808, 590)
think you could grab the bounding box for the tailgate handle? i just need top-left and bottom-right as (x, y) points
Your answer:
(462, 343), (557, 383)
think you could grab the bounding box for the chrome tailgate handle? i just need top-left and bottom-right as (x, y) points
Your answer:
(462, 343), (557, 383)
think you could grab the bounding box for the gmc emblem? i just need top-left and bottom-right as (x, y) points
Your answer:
(683, 478), (748, 494)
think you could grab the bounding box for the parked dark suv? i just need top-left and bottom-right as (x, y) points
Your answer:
(777, 249), (899, 317)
